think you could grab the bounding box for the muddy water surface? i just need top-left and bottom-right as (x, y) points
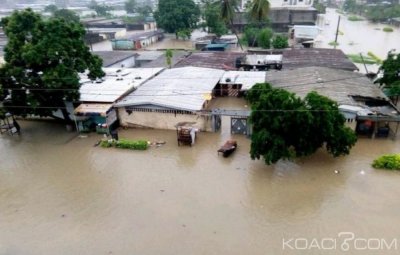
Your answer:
(1, 120), (400, 255)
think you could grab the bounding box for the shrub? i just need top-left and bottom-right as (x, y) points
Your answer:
(348, 15), (363, 21)
(243, 27), (259, 47)
(328, 41), (339, 46)
(372, 154), (400, 170)
(383, 27), (394, 32)
(257, 28), (273, 49)
(115, 139), (148, 150)
(272, 35), (289, 49)
(100, 140), (114, 148)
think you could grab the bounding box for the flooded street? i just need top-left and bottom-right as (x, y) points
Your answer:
(1, 120), (400, 254)
(317, 8), (400, 59)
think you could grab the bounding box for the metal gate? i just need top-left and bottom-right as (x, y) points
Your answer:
(231, 117), (248, 135)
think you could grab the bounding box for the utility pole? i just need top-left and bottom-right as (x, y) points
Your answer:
(334, 15), (341, 49)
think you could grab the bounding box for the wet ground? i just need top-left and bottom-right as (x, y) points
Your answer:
(1, 119), (400, 254)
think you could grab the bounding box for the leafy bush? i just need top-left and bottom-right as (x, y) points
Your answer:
(243, 27), (259, 47)
(257, 28), (273, 49)
(383, 27), (394, 32)
(329, 41), (339, 46)
(372, 154), (400, 170)
(272, 35), (289, 49)
(115, 139), (148, 150)
(348, 15), (363, 21)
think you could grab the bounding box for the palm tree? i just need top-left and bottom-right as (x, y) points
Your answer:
(248, 0), (270, 26)
(248, 0), (270, 47)
(220, 0), (243, 51)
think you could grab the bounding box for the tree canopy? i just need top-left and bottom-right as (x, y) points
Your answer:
(53, 9), (80, 23)
(202, 0), (228, 36)
(155, 0), (200, 36)
(246, 83), (357, 164)
(89, 0), (112, 17)
(125, 0), (137, 14)
(0, 9), (104, 120)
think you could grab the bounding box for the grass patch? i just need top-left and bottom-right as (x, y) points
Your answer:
(328, 41), (339, 46)
(383, 27), (394, 32)
(115, 139), (148, 150)
(348, 15), (364, 21)
(346, 54), (377, 64)
(367, 51), (382, 64)
(372, 154), (400, 170)
(100, 139), (148, 150)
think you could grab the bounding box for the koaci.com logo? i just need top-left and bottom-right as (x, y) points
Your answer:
(283, 232), (398, 251)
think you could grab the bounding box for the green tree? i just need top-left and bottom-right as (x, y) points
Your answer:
(246, 83), (357, 164)
(89, 0), (112, 17)
(377, 51), (400, 104)
(53, 9), (80, 23)
(137, 5), (153, 17)
(0, 9), (104, 121)
(220, 0), (243, 50)
(248, 0), (270, 26)
(44, 4), (58, 14)
(154, 0), (200, 38)
(203, 0), (228, 36)
(166, 49), (173, 68)
(125, 0), (136, 14)
(257, 28), (273, 49)
(272, 35), (288, 49)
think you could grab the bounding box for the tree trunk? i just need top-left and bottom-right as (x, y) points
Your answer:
(230, 19), (243, 51)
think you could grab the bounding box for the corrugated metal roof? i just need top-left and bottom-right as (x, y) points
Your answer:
(219, 71), (266, 90)
(79, 67), (164, 103)
(264, 66), (388, 106)
(115, 67), (225, 111)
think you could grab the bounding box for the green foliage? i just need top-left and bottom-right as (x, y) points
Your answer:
(367, 51), (382, 64)
(154, 0), (200, 34)
(242, 26), (259, 46)
(125, 0), (136, 14)
(348, 15), (363, 21)
(176, 29), (191, 40)
(329, 41), (339, 46)
(377, 51), (400, 88)
(272, 35), (288, 49)
(372, 154), (400, 170)
(44, 4), (58, 14)
(115, 139), (148, 150)
(248, 0), (270, 24)
(342, 0), (359, 13)
(313, 0), (326, 14)
(365, 5), (400, 23)
(100, 140), (115, 148)
(89, 0), (113, 17)
(257, 28), (273, 49)
(53, 9), (80, 23)
(0, 9), (104, 119)
(247, 83), (357, 165)
(203, 1), (228, 37)
(346, 54), (377, 64)
(166, 49), (173, 68)
(383, 27), (394, 32)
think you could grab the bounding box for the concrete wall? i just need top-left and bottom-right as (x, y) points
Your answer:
(118, 108), (213, 131)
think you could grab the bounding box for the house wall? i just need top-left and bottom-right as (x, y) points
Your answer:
(117, 108), (213, 131)
(107, 56), (136, 68)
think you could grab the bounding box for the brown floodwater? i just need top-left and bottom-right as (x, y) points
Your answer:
(1, 119), (400, 255)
